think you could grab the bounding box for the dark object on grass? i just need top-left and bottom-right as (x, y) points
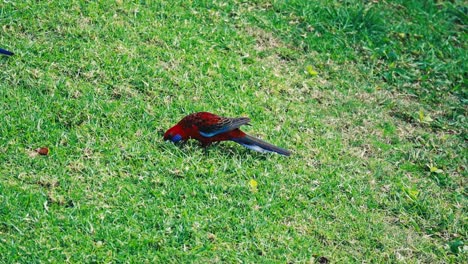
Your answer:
(164, 112), (291, 156)
(0, 48), (14, 56)
(36, 147), (49, 156)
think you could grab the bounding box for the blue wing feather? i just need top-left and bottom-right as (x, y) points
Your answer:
(200, 126), (232, 137)
(198, 117), (250, 138)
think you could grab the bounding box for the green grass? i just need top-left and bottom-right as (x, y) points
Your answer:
(1, 0), (466, 262)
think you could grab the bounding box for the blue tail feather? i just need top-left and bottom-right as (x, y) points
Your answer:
(0, 48), (14, 56)
(232, 134), (291, 156)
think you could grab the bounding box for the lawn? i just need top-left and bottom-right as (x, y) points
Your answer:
(0, 0), (466, 262)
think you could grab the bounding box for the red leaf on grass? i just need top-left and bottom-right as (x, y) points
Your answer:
(36, 147), (49, 156)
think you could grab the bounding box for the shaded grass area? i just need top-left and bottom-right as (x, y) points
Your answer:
(1, 0), (466, 262)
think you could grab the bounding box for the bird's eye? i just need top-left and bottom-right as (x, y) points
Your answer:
(172, 134), (182, 142)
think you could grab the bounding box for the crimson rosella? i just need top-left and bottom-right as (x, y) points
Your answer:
(0, 48), (14, 56)
(164, 112), (291, 156)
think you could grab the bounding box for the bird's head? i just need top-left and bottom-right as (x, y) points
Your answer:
(163, 124), (186, 143)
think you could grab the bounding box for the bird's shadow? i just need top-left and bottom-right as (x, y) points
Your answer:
(156, 133), (269, 160)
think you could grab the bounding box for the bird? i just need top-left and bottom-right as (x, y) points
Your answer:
(0, 48), (14, 56)
(164, 112), (291, 156)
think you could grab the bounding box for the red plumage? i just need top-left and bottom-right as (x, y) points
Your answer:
(164, 112), (291, 156)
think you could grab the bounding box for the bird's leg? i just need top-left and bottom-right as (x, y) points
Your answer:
(200, 140), (212, 148)
(201, 141), (211, 155)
